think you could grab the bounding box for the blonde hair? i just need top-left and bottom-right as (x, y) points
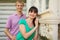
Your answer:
(16, 0), (24, 6)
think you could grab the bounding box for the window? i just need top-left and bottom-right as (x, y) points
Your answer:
(46, 0), (49, 9)
(41, 0), (49, 12)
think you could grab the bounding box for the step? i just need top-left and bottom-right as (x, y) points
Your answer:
(0, 32), (6, 37)
(0, 37), (7, 40)
(0, 13), (26, 20)
(0, 6), (26, 10)
(0, 20), (7, 24)
(0, 15), (10, 20)
(0, 11), (16, 14)
(0, 10), (26, 14)
(0, 28), (5, 32)
(0, 6), (16, 10)
(0, 3), (26, 6)
(0, 24), (6, 28)
(0, 12), (15, 15)
(0, 3), (15, 6)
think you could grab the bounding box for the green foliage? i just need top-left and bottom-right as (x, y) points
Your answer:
(0, 0), (26, 3)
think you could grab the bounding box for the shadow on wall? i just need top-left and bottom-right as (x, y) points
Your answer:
(58, 24), (60, 40)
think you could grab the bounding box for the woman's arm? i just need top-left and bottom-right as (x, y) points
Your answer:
(33, 28), (38, 40)
(19, 24), (38, 39)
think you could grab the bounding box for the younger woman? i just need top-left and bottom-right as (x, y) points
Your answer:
(16, 6), (39, 40)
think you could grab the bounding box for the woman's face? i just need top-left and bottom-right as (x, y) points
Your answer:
(28, 11), (37, 19)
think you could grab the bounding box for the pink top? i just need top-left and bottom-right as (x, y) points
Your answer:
(5, 13), (26, 40)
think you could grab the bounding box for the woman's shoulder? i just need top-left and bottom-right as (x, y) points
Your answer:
(20, 18), (25, 21)
(18, 18), (26, 24)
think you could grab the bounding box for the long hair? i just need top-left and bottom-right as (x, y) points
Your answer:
(29, 6), (38, 26)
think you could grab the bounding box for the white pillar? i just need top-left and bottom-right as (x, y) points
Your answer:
(49, 0), (58, 15)
(39, 21), (58, 40)
(49, 24), (58, 40)
(33, 0), (40, 14)
(58, 0), (60, 19)
(41, 0), (46, 12)
(49, 0), (58, 40)
(38, 0), (58, 40)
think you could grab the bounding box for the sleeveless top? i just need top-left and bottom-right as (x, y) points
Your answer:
(16, 19), (35, 40)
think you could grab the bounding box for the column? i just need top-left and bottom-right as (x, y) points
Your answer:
(41, 0), (46, 12)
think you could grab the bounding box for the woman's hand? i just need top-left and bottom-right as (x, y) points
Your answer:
(35, 18), (39, 28)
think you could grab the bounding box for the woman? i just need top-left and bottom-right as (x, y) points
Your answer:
(16, 6), (39, 40)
